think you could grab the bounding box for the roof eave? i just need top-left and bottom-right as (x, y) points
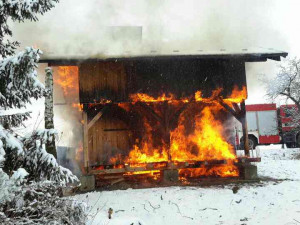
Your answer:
(40, 52), (288, 65)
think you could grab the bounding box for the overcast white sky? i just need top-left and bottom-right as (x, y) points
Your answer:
(11, 0), (300, 104)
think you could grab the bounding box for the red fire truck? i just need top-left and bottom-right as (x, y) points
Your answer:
(235, 104), (280, 149)
(235, 103), (300, 149)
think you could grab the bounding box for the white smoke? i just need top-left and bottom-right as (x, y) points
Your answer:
(11, 0), (293, 58)
(10, 0), (300, 152)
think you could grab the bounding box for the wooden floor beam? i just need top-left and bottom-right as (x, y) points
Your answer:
(88, 157), (260, 175)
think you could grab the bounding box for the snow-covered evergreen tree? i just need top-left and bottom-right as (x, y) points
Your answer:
(0, 46), (77, 182)
(0, 0), (58, 58)
(0, 1), (86, 223)
(0, 0), (77, 181)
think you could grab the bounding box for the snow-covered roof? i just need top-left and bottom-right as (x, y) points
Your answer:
(40, 46), (287, 63)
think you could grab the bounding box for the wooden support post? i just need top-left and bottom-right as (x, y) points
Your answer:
(83, 111), (89, 172)
(240, 101), (250, 157)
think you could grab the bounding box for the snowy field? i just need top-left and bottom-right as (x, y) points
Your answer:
(75, 147), (300, 225)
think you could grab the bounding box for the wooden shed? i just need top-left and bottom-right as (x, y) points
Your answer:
(41, 47), (288, 175)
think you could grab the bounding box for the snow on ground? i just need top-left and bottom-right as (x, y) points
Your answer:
(258, 146), (300, 180)
(75, 147), (300, 225)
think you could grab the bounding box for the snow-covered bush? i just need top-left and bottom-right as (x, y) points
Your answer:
(0, 168), (27, 206)
(1, 125), (78, 184)
(0, 124), (24, 175)
(0, 180), (87, 225)
(22, 129), (78, 184)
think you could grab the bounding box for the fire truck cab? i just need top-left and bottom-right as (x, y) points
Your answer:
(278, 105), (300, 147)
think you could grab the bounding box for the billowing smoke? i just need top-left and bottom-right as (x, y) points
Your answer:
(11, 0), (294, 103)
(11, 0), (291, 58)
(10, 0), (298, 170)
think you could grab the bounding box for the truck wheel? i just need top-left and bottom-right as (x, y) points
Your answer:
(240, 135), (258, 150)
(248, 136), (258, 150)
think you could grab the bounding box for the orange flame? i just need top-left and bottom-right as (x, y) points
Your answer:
(56, 66), (79, 96)
(170, 106), (236, 162)
(119, 86), (246, 178)
(179, 164), (238, 178)
(55, 66), (82, 111)
(223, 86), (247, 106)
(125, 120), (168, 164)
(130, 93), (176, 103)
(72, 103), (83, 111)
(88, 99), (112, 108)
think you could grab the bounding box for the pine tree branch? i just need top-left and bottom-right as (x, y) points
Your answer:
(0, 111), (31, 128)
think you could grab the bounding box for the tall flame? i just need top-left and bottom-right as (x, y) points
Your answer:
(56, 66), (79, 96)
(170, 106), (236, 162)
(121, 86), (246, 178)
(55, 66), (83, 111)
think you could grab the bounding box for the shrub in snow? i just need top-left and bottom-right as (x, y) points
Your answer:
(0, 124), (24, 175)
(0, 168), (27, 206)
(1, 125), (78, 184)
(22, 129), (78, 184)
(0, 180), (87, 225)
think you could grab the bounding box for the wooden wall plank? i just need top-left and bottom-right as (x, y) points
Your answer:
(79, 61), (127, 103)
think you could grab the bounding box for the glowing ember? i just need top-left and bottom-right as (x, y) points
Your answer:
(179, 164), (239, 178)
(118, 103), (131, 112)
(88, 99), (112, 108)
(195, 90), (203, 101)
(124, 170), (161, 180)
(130, 93), (175, 103)
(72, 103), (83, 111)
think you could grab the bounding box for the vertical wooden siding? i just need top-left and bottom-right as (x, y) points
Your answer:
(87, 115), (131, 165)
(79, 61), (127, 103)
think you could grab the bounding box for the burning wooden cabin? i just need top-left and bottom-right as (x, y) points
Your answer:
(42, 47), (287, 186)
